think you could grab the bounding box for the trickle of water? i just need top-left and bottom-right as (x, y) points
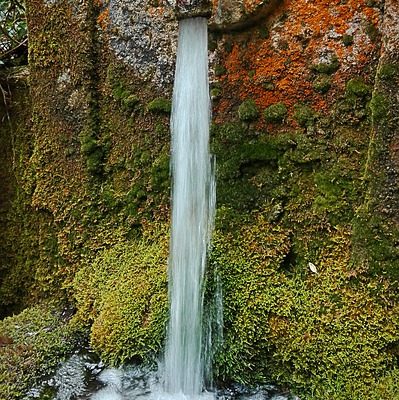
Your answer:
(164, 16), (215, 396)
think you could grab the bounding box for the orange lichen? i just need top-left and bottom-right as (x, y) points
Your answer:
(97, 8), (109, 30)
(213, 0), (381, 127)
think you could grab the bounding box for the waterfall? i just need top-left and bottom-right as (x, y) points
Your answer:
(164, 16), (215, 396)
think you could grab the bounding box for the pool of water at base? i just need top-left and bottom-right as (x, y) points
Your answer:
(24, 354), (298, 400)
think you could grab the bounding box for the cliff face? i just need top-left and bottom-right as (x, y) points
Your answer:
(1, 0), (399, 398)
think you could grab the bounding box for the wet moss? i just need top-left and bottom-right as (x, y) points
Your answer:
(345, 78), (372, 98)
(369, 92), (389, 123)
(73, 225), (169, 364)
(378, 64), (398, 81)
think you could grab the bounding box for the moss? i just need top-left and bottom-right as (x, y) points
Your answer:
(311, 55), (340, 75)
(378, 64), (398, 81)
(345, 78), (372, 98)
(73, 224), (169, 364)
(0, 303), (85, 399)
(211, 214), (399, 397)
(80, 132), (104, 176)
(122, 94), (140, 110)
(214, 64), (227, 76)
(147, 97), (172, 114)
(293, 104), (317, 127)
(342, 34), (354, 46)
(312, 75), (331, 94)
(238, 99), (259, 122)
(369, 92), (389, 123)
(365, 21), (379, 42)
(150, 152), (170, 193)
(210, 87), (222, 100)
(263, 102), (288, 123)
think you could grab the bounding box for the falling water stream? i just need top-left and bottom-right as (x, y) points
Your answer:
(164, 16), (215, 397)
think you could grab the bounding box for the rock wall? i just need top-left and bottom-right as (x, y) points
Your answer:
(1, 0), (399, 398)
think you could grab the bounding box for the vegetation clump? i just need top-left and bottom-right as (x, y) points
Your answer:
(345, 78), (371, 98)
(311, 55), (340, 75)
(379, 63), (397, 81)
(0, 304), (84, 399)
(263, 102), (288, 123)
(238, 99), (259, 122)
(370, 92), (389, 123)
(312, 75), (331, 94)
(293, 103), (317, 127)
(147, 97), (172, 114)
(73, 224), (169, 365)
(342, 34), (354, 46)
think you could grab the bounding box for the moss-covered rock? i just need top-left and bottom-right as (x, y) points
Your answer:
(147, 97), (172, 114)
(312, 74), (331, 94)
(238, 99), (259, 122)
(311, 55), (340, 75)
(293, 104), (317, 127)
(0, 303), (84, 399)
(263, 102), (288, 123)
(73, 224), (169, 364)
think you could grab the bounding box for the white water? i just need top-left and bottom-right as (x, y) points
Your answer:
(164, 17), (215, 396)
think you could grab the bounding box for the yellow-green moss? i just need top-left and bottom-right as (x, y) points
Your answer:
(211, 213), (399, 399)
(73, 224), (169, 365)
(312, 74), (331, 94)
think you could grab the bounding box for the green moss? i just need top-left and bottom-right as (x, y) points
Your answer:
(214, 64), (227, 77)
(211, 215), (399, 397)
(311, 55), (340, 75)
(369, 92), (389, 123)
(345, 78), (372, 98)
(122, 94), (140, 110)
(263, 102), (288, 123)
(150, 152), (170, 193)
(293, 104), (317, 127)
(238, 99), (259, 122)
(312, 75), (331, 94)
(80, 133), (104, 175)
(378, 64), (398, 81)
(73, 225), (169, 364)
(147, 97), (172, 114)
(352, 213), (399, 279)
(210, 87), (222, 100)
